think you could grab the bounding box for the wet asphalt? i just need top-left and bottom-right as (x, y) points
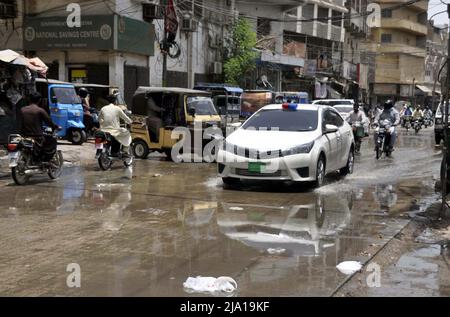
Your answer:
(0, 128), (444, 296)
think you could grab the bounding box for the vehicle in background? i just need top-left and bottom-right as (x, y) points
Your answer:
(193, 83), (243, 125)
(72, 83), (128, 111)
(241, 90), (274, 119)
(312, 99), (355, 107)
(434, 102), (449, 145)
(274, 91), (309, 104)
(130, 87), (222, 160)
(35, 79), (85, 145)
(217, 103), (355, 188)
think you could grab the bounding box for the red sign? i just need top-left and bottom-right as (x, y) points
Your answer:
(165, 0), (178, 34)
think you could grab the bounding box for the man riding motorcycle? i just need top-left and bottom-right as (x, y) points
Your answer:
(19, 91), (61, 155)
(98, 94), (132, 157)
(346, 103), (368, 153)
(373, 100), (400, 152)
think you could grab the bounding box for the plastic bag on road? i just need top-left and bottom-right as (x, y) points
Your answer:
(336, 261), (362, 275)
(183, 276), (237, 294)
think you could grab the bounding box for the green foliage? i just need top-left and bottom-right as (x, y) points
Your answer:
(224, 18), (258, 85)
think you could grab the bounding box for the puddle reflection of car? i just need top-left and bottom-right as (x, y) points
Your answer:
(217, 104), (355, 188)
(216, 194), (352, 256)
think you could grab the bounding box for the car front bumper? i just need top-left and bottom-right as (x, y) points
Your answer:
(217, 150), (318, 182)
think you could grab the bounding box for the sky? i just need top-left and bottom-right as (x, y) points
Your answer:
(429, 0), (449, 26)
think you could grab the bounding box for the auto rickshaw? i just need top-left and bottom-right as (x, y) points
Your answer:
(130, 87), (222, 160)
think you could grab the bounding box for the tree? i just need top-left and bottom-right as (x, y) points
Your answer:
(224, 18), (258, 86)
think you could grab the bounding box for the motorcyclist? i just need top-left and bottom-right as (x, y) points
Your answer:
(346, 103), (368, 153)
(412, 106), (424, 121)
(400, 103), (413, 127)
(19, 91), (60, 159)
(79, 87), (97, 134)
(98, 93), (133, 157)
(373, 100), (400, 151)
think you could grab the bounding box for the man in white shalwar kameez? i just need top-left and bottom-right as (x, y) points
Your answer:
(98, 95), (133, 155)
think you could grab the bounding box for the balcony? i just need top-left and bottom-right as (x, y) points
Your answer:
(375, 0), (427, 12)
(316, 21), (328, 39)
(381, 18), (427, 36)
(378, 43), (426, 58)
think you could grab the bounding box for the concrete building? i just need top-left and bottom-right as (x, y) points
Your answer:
(366, 0), (428, 105)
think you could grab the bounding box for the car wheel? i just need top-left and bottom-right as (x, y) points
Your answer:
(313, 155), (326, 188)
(340, 149), (354, 176)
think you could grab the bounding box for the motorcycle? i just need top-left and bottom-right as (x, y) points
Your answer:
(402, 115), (412, 131)
(352, 121), (365, 154)
(423, 116), (433, 128)
(375, 119), (393, 160)
(7, 128), (63, 185)
(412, 118), (422, 134)
(94, 130), (134, 171)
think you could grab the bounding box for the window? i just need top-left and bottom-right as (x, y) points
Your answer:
(381, 33), (392, 43)
(323, 110), (344, 128)
(318, 7), (329, 23)
(242, 109), (319, 132)
(257, 17), (271, 37)
(194, 0), (203, 19)
(332, 10), (341, 27)
(381, 9), (392, 18)
(0, 0), (17, 18)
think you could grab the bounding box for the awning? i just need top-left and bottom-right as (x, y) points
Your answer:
(260, 50), (305, 67)
(416, 85), (432, 95)
(327, 86), (342, 99)
(0, 49), (48, 76)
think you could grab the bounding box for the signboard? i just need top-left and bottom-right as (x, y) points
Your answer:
(117, 16), (155, 56)
(304, 59), (317, 77)
(24, 15), (155, 56)
(24, 16), (115, 50)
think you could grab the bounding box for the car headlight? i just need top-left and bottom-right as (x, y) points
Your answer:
(282, 141), (315, 156)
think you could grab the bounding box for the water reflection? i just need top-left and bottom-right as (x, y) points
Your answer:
(373, 184), (398, 211)
(217, 194), (352, 257)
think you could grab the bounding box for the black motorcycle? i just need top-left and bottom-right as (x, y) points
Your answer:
(94, 130), (134, 170)
(375, 119), (392, 160)
(412, 118), (422, 134)
(7, 128), (63, 185)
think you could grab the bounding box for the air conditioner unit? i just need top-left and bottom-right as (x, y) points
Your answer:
(143, 3), (163, 21)
(0, 3), (17, 19)
(180, 17), (198, 32)
(211, 62), (223, 74)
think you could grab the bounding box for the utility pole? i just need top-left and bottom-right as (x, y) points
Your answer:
(162, 0), (168, 87)
(441, 4), (450, 218)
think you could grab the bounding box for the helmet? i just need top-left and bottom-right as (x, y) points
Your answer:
(78, 87), (89, 98)
(384, 100), (394, 109)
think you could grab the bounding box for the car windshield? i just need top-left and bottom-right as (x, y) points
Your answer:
(334, 105), (353, 113)
(242, 109), (318, 131)
(187, 96), (218, 115)
(51, 87), (81, 104)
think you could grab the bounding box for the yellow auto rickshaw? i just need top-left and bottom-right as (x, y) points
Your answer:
(130, 87), (222, 160)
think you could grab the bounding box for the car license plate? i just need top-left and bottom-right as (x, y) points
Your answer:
(95, 143), (103, 150)
(8, 152), (19, 167)
(248, 162), (265, 173)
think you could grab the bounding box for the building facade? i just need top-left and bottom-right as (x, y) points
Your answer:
(367, 0), (428, 105)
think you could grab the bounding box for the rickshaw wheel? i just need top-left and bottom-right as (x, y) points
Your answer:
(132, 140), (149, 159)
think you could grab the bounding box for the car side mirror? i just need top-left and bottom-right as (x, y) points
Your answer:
(188, 108), (196, 117)
(51, 96), (58, 104)
(325, 124), (338, 133)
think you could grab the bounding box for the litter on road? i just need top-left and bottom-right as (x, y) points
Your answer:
(183, 276), (237, 294)
(336, 261), (363, 275)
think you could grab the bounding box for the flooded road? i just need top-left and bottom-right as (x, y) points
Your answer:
(0, 129), (444, 296)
